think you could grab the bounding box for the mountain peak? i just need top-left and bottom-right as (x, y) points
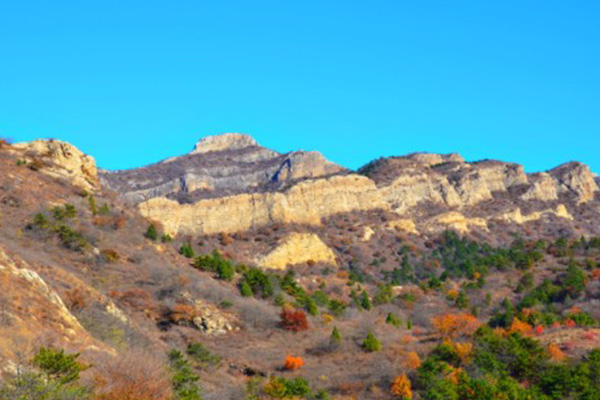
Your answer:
(190, 133), (259, 154)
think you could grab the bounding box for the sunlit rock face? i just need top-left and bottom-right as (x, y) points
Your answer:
(99, 134), (599, 237)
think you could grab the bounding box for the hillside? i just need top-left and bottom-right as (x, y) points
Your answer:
(1, 135), (600, 400)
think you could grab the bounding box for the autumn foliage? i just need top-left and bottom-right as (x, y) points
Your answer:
(509, 318), (533, 335)
(403, 352), (421, 370)
(283, 355), (305, 371)
(431, 313), (480, 339)
(280, 307), (309, 332)
(390, 374), (412, 399)
(548, 343), (567, 361)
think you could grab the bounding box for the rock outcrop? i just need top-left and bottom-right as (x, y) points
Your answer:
(190, 133), (259, 154)
(549, 162), (599, 203)
(10, 139), (99, 192)
(256, 233), (337, 270)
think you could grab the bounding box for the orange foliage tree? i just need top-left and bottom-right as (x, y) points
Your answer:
(403, 352), (421, 370)
(431, 313), (480, 340)
(390, 374), (412, 399)
(283, 355), (305, 371)
(548, 343), (567, 361)
(454, 342), (474, 365)
(509, 318), (533, 335)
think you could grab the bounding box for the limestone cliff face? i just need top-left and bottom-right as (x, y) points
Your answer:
(138, 174), (386, 235)
(521, 173), (559, 201)
(11, 139), (99, 192)
(101, 134), (599, 237)
(549, 162), (599, 203)
(256, 233), (337, 270)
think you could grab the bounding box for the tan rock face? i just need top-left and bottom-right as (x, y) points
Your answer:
(549, 162), (599, 203)
(426, 212), (488, 234)
(11, 140), (99, 192)
(385, 219), (419, 235)
(521, 173), (559, 201)
(191, 133), (258, 154)
(256, 233), (337, 270)
(138, 174), (386, 235)
(496, 204), (573, 224)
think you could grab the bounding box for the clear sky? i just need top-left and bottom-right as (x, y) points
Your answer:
(1, 0), (598, 172)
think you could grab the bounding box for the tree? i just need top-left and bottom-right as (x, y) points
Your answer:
(362, 332), (381, 352)
(390, 374), (412, 399)
(455, 291), (469, 309)
(179, 242), (195, 258)
(330, 326), (342, 346)
(169, 350), (202, 400)
(240, 281), (253, 297)
(404, 352), (421, 370)
(386, 312), (403, 327)
(431, 313), (480, 340)
(32, 347), (87, 384)
(88, 195), (98, 215)
(144, 224), (158, 241)
(280, 307), (309, 332)
(360, 290), (372, 311)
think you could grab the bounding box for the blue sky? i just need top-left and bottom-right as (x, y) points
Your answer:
(1, 0), (598, 172)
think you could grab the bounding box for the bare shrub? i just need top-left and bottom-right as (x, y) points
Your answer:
(63, 288), (88, 312)
(93, 350), (172, 400)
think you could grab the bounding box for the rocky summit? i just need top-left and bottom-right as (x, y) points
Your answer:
(2, 134), (600, 400)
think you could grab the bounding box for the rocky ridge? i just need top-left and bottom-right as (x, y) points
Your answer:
(99, 134), (598, 238)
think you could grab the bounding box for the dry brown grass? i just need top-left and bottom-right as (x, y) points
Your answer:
(93, 350), (172, 400)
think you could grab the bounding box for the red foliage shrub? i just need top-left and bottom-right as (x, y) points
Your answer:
(280, 307), (309, 332)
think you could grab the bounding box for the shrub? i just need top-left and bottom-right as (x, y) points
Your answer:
(186, 343), (221, 369)
(99, 204), (110, 215)
(179, 243), (195, 258)
(360, 290), (372, 311)
(386, 312), (403, 327)
(100, 249), (120, 263)
(94, 350), (172, 400)
(33, 347), (88, 384)
(169, 350), (203, 400)
(144, 224), (158, 241)
(242, 268), (274, 298)
(390, 374), (412, 399)
(88, 195), (98, 215)
(404, 352), (421, 370)
(193, 251), (235, 281)
(283, 355), (304, 371)
(57, 225), (89, 251)
(330, 326), (343, 346)
(161, 234), (173, 243)
(280, 307), (309, 332)
(431, 313), (480, 340)
(263, 377), (312, 399)
(362, 332), (381, 352)
(240, 281), (254, 297)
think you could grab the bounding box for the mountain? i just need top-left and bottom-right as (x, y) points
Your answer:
(1, 135), (600, 400)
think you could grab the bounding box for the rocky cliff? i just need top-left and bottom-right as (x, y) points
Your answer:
(97, 133), (599, 237)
